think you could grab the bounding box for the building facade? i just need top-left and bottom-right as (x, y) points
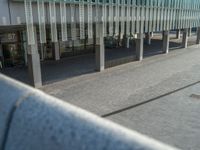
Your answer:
(1, 0), (200, 87)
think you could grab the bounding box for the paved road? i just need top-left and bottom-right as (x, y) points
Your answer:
(42, 44), (200, 150)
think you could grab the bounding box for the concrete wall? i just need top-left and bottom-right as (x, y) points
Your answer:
(0, 74), (179, 150)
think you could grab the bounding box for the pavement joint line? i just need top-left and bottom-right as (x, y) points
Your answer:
(101, 80), (200, 118)
(1, 92), (34, 150)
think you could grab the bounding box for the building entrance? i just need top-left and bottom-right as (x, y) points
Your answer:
(0, 32), (25, 68)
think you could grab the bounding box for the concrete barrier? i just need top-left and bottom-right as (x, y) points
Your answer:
(0, 74), (180, 150)
(0, 74), (35, 150)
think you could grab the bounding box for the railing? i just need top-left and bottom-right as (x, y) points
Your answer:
(0, 74), (179, 150)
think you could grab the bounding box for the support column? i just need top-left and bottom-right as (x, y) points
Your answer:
(0, 44), (3, 58)
(145, 32), (151, 45)
(52, 42), (60, 60)
(182, 28), (188, 48)
(27, 27), (42, 88)
(176, 29), (181, 39)
(196, 27), (200, 44)
(126, 37), (130, 48)
(95, 23), (105, 71)
(40, 44), (45, 61)
(163, 31), (170, 54)
(188, 28), (192, 37)
(0, 43), (3, 68)
(150, 32), (154, 38)
(135, 33), (144, 61)
(22, 30), (28, 66)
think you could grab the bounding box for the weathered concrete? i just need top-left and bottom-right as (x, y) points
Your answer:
(176, 30), (181, 39)
(95, 24), (105, 71)
(126, 37), (130, 48)
(196, 27), (200, 44)
(52, 42), (60, 61)
(135, 33), (144, 61)
(39, 44), (45, 61)
(27, 48), (42, 88)
(188, 28), (192, 37)
(162, 31), (170, 54)
(182, 29), (188, 48)
(0, 75), (34, 150)
(27, 27), (42, 88)
(146, 32), (151, 45)
(0, 75), (178, 150)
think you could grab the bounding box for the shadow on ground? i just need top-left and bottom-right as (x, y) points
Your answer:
(0, 34), (197, 85)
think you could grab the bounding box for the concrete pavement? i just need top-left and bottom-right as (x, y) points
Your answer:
(42, 44), (200, 116)
(108, 82), (200, 150)
(42, 44), (200, 150)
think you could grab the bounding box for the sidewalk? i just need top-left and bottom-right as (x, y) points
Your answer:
(42, 44), (200, 150)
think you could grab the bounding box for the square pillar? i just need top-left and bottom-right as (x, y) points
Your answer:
(188, 28), (192, 37)
(27, 28), (42, 88)
(150, 32), (154, 38)
(126, 37), (130, 48)
(135, 33), (144, 61)
(40, 43), (45, 61)
(0, 44), (3, 69)
(196, 27), (200, 44)
(163, 31), (170, 54)
(95, 23), (105, 71)
(0, 44), (3, 58)
(52, 42), (60, 61)
(182, 29), (188, 48)
(176, 29), (181, 39)
(145, 32), (151, 45)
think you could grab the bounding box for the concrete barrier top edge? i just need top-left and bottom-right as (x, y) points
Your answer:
(0, 74), (180, 150)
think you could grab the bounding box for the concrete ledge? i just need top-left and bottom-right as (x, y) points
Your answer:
(0, 74), (35, 149)
(0, 75), (179, 150)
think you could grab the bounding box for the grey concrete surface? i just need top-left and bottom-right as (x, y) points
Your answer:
(108, 83), (200, 150)
(0, 75), (178, 150)
(0, 74), (34, 149)
(42, 44), (200, 116)
(41, 43), (200, 150)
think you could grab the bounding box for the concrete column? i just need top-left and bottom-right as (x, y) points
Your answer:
(95, 23), (105, 71)
(163, 31), (170, 54)
(24, 42), (28, 66)
(52, 42), (60, 60)
(145, 32), (151, 45)
(0, 44), (3, 68)
(196, 27), (200, 44)
(176, 29), (181, 39)
(27, 27), (42, 88)
(40, 44), (45, 61)
(182, 28), (188, 48)
(188, 28), (192, 37)
(135, 33), (144, 61)
(0, 44), (3, 57)
(150, 32), (154, 38)
(126, 37), (130, 48)
(22, 30), (28, 66)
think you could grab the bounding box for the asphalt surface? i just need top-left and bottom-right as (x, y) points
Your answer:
(42, 43), (200, 150)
